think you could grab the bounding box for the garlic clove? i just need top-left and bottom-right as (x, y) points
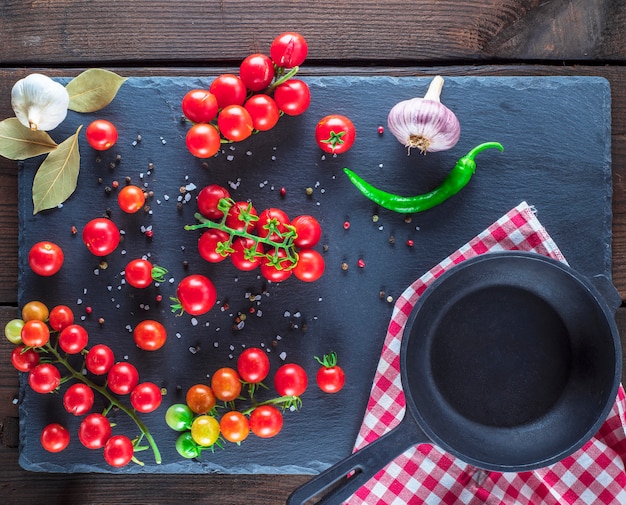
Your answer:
(387, 75), (460, 155)
(11, 73), (70, 131)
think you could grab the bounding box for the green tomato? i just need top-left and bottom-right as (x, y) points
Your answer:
(191, 415), (220, 447)
(175, 431), (202, 459)
(5, 319), (25, 345)
(165, 403), (194, 432)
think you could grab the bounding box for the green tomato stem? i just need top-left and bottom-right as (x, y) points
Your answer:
(267, 65), (300, 92)
(44, 343), (162, 465)
(185, 210), (299, 270)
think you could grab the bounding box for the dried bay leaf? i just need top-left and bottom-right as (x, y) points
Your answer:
(66, 69), (127, 113)
(32, 125), (82, 214)
(0, 117), (58, 160)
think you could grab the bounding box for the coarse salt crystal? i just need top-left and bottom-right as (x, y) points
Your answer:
(279, 352), (287, 361)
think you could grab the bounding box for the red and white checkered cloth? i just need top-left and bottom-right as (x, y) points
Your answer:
(348, 201), (626, 505)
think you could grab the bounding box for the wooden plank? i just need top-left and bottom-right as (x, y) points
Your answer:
(0, 0), (623, 65)
(1, 64), (625, 305)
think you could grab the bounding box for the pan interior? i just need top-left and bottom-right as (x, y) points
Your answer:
(429, 285), (571, 427)
(402, 253), (620, 470)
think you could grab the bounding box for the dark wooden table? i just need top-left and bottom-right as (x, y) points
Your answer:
(1, 1), (625, 503)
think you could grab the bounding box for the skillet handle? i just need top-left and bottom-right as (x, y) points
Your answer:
(590, 274), (622, 314)
(287, 417), (427, 505)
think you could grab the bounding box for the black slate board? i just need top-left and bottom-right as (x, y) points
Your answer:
(17, 75), (612, 474)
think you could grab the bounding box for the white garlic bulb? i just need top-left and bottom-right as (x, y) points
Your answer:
(11, 73), (70, 131)
(387, 75), (460, 155)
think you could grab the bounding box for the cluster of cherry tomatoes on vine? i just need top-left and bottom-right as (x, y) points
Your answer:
(187, 183), (325, 283)
(183, 32), (311, 158)
(5, 300), (163, 467)
(165, 347), (345, 458)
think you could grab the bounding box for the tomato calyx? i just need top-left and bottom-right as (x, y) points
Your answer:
(315, 351), (339, 369)
(321, 129), (348, 152)
(150, 265), (168, 283)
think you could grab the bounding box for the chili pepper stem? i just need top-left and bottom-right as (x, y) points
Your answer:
(465, 141), (504, 160)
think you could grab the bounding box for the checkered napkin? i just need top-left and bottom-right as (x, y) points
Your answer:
(347, 201), (626, 505)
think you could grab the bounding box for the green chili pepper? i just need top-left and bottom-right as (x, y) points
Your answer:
(343, 141), (504, 214)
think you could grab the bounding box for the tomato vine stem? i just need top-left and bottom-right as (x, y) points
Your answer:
(44, 343), (162, 465)
(184, 197), (301, 271)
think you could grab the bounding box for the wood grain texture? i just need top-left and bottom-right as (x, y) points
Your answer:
(0, 0), (623, 65)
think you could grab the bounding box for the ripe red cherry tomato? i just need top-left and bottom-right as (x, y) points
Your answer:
(103, 434), (134, 467)
(274, 363), (308, 397)
(237, 347), (270, 384)
(226, 201), (258, 232)
(78, 413), (112, 449)
(256, 208), (290, 241)
(182, 89), (218, 123)
(211, 367), (242, 402)
(49, 305), (74, 331)
(293, 249), (325, 282)
(29, 363), (61, 393)
(197, 184), (231, 220)
(86, 119), (118, 151)
(273, 79), (311, 116)
(291, 215), (322, 248)
(244, 94), (280, 131)
(218, 105), (253, 142)
(219, 411), (249, 443)
(28, 241), (64, 276)
(186, 122), (221, 159)
(58, 324), (89, 354)
(270, 32), (308, 68)
(11, 345), (40, 372)
(124, 258), (155, 288)
(82, 217), (120, 256)
(260, 248), (294, 282)
(107, 362), (139, 395)
(315, 114), (356, 154)
(40, 423), (70, 453)
(174, 274), (217, 316)
(85, 344), (115, 375)
(117, 185), (146, 213)
(63, 383), (95, 416)
(249, 405), (283, 439)
(315, 352), (346, 393)
(230, 237), (263, 271)
(239, 53), (275, 92)
(133, 319), (167, 351)
(210, 74), (247, 108)
(21, 319), (50, 347)
(198, 229), (230, 263)
(130, 382), (163, 413)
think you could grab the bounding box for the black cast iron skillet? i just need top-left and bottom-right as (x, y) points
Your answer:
(288, 251), (622, 505)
